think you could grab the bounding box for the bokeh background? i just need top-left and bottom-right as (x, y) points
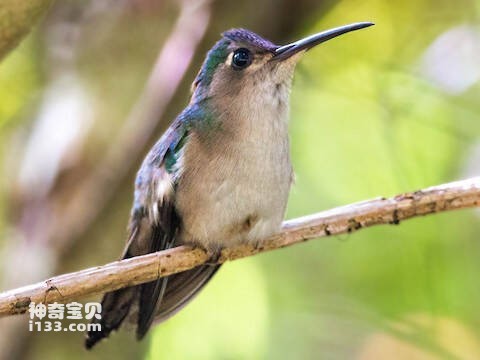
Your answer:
(1, 0), (480, 359)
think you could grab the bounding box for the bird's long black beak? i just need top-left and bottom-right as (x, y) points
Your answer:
(273, 22), (374, 61)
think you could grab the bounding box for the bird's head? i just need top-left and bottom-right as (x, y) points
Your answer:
(190, 22), (373, 104)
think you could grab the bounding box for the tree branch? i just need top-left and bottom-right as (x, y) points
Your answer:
(0, 0), (54, 60)
(1, 177), (479, 317)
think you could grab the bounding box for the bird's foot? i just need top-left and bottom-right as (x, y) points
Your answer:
(252, 239), (265, 252)
(204, 246), (223, 266)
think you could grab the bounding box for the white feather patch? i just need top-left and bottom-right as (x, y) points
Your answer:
(150, 170), (174, 224)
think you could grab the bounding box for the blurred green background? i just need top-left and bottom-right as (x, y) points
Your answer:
(1, 0), (480, 359)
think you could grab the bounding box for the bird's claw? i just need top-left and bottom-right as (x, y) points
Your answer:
(204, 247), (222, 266)
(252, 240), (265, 252)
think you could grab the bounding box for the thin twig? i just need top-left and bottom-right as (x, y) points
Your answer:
(1, 177), (479, 317)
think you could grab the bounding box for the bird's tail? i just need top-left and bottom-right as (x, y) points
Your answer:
(142, 264), (221, 332)
(84, 286), (137, 349)
(85, 264), (221, 349)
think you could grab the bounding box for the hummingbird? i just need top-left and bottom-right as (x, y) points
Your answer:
(85, 22), (373, 349)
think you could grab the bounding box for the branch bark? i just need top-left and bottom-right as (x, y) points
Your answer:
(1, 177), (479, 317)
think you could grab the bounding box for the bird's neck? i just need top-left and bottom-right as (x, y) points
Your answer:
(195, 80), (292, 143)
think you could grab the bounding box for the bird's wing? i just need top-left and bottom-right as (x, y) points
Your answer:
(86, 119), (188, 348)
(128, 119), (188, 339)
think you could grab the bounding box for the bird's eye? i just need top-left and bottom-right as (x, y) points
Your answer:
(232, 48), (252, 69)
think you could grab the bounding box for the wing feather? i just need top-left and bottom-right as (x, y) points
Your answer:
(86, 119), (185, 348)
(86, 108), (220, 347)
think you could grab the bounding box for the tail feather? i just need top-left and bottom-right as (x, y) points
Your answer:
(136, 226), (174, 340)
(85, 287), (136, 349)
(85, 263), (221, 348)
(154, 264), (221, 324)
(136, 276), (169, 340)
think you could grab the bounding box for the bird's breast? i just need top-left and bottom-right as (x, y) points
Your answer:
(175, 104), (292, 250)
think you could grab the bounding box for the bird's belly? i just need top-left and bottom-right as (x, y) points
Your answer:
(176, 140), (292, 250)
